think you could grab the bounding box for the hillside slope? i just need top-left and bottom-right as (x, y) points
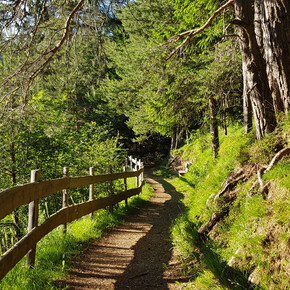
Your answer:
(166, 121), (289, 289)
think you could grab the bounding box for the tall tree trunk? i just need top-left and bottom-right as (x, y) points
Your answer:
(175, 128), (179, 149)
(242, 60), (253, 134)
(239, 32), (253, 134)
(175, 127), (185, 149)
(234, 0), (276, 139)
(170, 133), (175, 152)
(209, 96), (219, 160)
(10, 142), (21, 240)
(222, 95), (228, 135)
(259, 0), (290, 115)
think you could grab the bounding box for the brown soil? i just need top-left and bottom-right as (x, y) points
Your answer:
(63, 169), (190, 289)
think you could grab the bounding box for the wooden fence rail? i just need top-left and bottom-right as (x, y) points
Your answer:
(0, 157), (144, 281)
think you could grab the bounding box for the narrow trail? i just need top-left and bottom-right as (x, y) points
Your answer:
(63, 168), (189, 289)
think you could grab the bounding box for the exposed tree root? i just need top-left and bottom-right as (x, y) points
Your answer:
(249, 147), (290, 196)
(199, 147), (290, 241)
(214, 169), (245, 201)
(198, 212), (225, 237)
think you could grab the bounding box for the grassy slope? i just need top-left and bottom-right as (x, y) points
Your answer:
(0, 179), (153, 289)
(167, 121), (289, 289)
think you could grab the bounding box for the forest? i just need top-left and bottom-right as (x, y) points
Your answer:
(0, 0), (289, 289)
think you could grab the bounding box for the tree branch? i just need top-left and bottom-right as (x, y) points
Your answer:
(0, 0), (85, 107)
(167, 0), (234, 60)
(23, 0), (85, 103)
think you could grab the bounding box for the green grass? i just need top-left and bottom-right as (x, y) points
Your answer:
(166, 123), (289, 289)
(263, 161), (290, 189)
(171, 126), (252, 224)
(0, 180), (153, 289)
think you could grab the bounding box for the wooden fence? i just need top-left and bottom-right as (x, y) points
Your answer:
(0, 157), (144, 281)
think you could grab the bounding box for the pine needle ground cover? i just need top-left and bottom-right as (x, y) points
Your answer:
(167, 124), (290, 289)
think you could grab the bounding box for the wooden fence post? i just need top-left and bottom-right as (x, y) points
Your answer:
(140, 162), (144, 194)
(89, 167), (95, 218)
(129, 155), (133, 171)
(139, 160), (142, 186)
(108, 166), (113, 212)
(134, 158), (138, 171)
(123, 166), (128, 206)
(62, 167), (69, 233)
(136, 160), (139, 188)
(27, 169), (40, 268)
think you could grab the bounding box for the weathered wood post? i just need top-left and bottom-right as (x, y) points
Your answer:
(129, 155), (133, 171)
(108, 166), (113, 212)
(62, 167), (69, 233)
(123, 166), (128, 206)
(139, 160), (143, 187)
(27, 169), (40, 268)
(89, 167), (95, 218)
(136, 160), (139, 188)
(140, 162), (144, 193)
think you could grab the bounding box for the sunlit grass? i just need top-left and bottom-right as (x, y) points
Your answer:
(166, 124), (289, 288)
(0, 181), (153, 289)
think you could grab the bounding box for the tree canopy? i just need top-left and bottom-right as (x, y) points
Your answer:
(0, 0), (289, 166)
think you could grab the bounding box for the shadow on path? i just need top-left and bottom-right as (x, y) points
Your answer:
(114, 169), (186, 289)
(63, 168), (188, 289)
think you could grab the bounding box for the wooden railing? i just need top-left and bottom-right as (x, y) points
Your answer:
(0, 157), (144, 281)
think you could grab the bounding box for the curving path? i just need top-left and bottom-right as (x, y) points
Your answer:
(63, 168), (189, 289)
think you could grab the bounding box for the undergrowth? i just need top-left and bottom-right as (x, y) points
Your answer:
(167, 121), (289, 289)
(0, 179), (153, 289)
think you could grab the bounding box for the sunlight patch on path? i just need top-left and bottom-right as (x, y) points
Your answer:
(64, 169), (189, 289)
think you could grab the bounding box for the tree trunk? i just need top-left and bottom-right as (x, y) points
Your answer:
(170, 133), (175, 152)
(242, 61), (253, 134)
(222, 95), (228, 135)
(259, 0), (290, 115)
(175, 127), (185, 149)
(234, 0), (276, 139)
(10, 142), (22, 240)
(175, 128), (179, 149)
(239, 32), (253, 134)
(209, 96), (219, 160)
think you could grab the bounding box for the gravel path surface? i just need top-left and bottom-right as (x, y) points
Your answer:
(64, 169), (189, 289)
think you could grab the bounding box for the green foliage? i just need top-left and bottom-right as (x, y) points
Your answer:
(172, 0), (234, 50)
(0, 85), (127, 254)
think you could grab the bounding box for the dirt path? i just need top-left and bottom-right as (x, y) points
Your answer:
(63, 169), (189, 289)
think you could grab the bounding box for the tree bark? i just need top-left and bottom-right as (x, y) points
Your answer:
(259, 0), (290, 115)
(241, 60), (252, 134)
(169, 0), (286, 138)
(170, 133), (175, 152)
(175, 127), (185, 149)
(209, 96), (219, 160)
(234, 0), (276, 139)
